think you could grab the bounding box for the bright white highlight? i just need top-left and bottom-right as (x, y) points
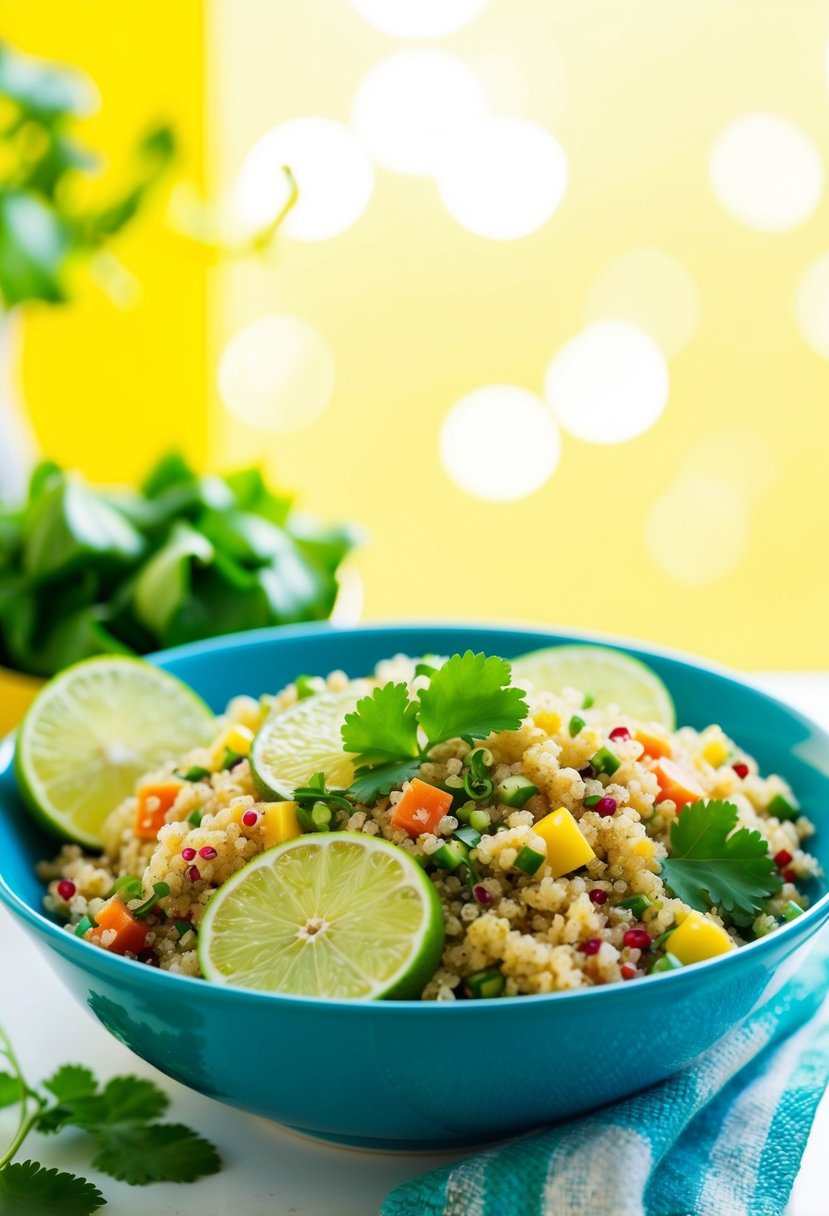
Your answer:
(348, 0), (487, 38)
(544, 321), (669, 444)
(709, 113), (823, 232)
(437, 116), (568, 240)
(218, 315), (335, 433)
(440, 385), (561, 501)
(352, 50), (488, 177)
(585, 248), (701, 357)
(235, 118), (374, 241)
(796, 253), (829, 359)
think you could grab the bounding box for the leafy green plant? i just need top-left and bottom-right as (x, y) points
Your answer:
(0, 42), (175, 308)
(0, 452), (359, 677)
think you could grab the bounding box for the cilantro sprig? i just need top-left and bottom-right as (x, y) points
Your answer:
(661, 800), (782, 918)
(0, 1023), (220, 1212)
(341, 652), (528, 804)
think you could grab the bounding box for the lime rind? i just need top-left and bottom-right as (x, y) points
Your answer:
(15, 655), (214, 848)
(511, 644), (676, 729)
(199, 832), (444, 1000)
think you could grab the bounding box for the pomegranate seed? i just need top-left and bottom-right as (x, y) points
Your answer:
(242, 809), (259, 828)
(732, 762), (749, 779)
(187, 865), (201, 882)
(621, 963), (637, 980)
(199, 846), (218, 860)
(784, 868), (796, 883)
(589, 888), (608, 905)
(472, 884), (492, 905)
(579, 938), (603, 956)
(56, 880), (76, 901)
(596, 797), (617, 818)
(181, 847), (196, 862)
(623, 928), (652, 950)
(609, 726), (631, 742)
(578, 766), (594, 779)
(774, 850), (793, 869)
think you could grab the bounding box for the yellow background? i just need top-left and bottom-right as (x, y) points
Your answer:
(7, 0), (829, 668)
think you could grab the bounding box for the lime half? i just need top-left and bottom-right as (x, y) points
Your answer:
(250, 688), (364, 800)
(199, 832), (445, 999)
(511, 644), (676, 728)
(15, 656), (213, 848)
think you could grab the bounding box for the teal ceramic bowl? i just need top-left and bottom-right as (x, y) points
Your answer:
(1, 624), (828, 1150)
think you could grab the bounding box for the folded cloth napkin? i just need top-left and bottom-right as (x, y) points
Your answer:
(382, 942), (829, 1216)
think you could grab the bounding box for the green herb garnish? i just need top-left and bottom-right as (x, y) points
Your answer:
(342, 652), (528, 805)
(661, 800), (782, 917)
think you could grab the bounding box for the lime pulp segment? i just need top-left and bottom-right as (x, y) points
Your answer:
(250, 686), (368, 800)
(510, 644), (676, 728)
(15, 656), (214, 848)
(199, 832), (445, 999)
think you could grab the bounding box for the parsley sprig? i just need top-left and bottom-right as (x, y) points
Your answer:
(661, 800), (782, 918)
(341, 651), (528, 804)
(0, 1023), (220, 1212)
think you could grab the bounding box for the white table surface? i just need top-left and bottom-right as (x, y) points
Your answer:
(1, 672), (827, 1215)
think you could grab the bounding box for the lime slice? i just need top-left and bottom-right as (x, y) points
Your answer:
(511, 644), (676, 728)
(15, 656), (213, 848)
(250, 688), (364, 800)
(199, 832), (445, 999)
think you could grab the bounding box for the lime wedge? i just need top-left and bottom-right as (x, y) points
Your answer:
(511, 644), (676, 728)
(199, 832), (445, 999)
(250, 688), (364, 800)
(15, 657), (213, 848)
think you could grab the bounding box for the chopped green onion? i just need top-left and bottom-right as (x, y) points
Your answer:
(514, 845), (545, 876)
(296, 805), (317, 833)
(221, 748), (244, 770)
(582, 693), (595, 709)
(174, 920), (193, 937)
(74, 915), (95, 938)
(768, 793), (799, 821)
(455, 801), (475, 823)
(431, 840), (469, 872)
(311, 801), (332, 829)
(295, 674), (323, 700)
(653, 926), (676, 949)
(178, 765), (211, 783)
(469, 748), (493, 781)
(584, 794), (602, 808)
(455, 825), (482, 848)
(569, 714), (586, 737)
(187, 809), (203, 828)
(650, 952), (682, 974)
(463, 773), (493, 802)
(469, 809), (491, 833)
(464, 968), (504, 999)
(444, 774), (465, 791)
(782, 900), (804, 921)
(107, 874), (143, 900)
(619, 894), (651, 919)
(132, 882), (171, 921)
(495, 775), (538, 808)
(590, 747), (620, 777)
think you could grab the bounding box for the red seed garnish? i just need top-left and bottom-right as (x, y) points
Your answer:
(774, 850), (793, 869)
(609, 726), (631, 742)
(199, 846), (218, 860)
(242, 809), (259, 827)
(472, 884), (493, 905)
(623, 928), (652, 950)
(56, 880), (76, 901)
(621, 963), (637, 980)
(596, 796), (617, 818)
(181, 847), (196, 862)
(589, 888), (608, 905)
(187, 865), (201, 882)
(579, 938), (603, 956)
(784, 868), (796, 883)
(732, 762), (749, 779)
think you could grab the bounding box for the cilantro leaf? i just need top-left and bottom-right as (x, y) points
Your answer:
(43, 1066), (96, 1104)
(342, 683), (420, 764)
(661, 800), (782, 917)
(0, 1161), (104, 1214)
(90, 1122), (221, 1185)
(418, 652), (527, 747)
(347, 757), (422, 805)
(0, 1073), (20, 1110)
(40, 1074), (169, 1135)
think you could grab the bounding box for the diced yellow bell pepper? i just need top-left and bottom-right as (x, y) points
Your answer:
(669, 910), (733, 965)
(633, 838), (655, 861)
(262, 802), (301, 848)
(210, 723), (255, 768)
(702, 738), (729, 767)
(534, 711), (561, 736)
(532, 807), (595, 878)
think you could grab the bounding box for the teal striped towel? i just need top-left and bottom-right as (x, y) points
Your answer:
(382, 943), (829, 1216)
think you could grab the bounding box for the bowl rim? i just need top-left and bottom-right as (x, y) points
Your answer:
(1, 618), (827, 1013)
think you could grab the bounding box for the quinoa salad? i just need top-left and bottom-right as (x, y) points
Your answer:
(37, 649), (821, 1000)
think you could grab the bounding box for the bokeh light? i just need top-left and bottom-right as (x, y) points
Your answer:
(585, 248), (701, 357)
(437, 116), (568, 239)
(709, 113), (823, 232)
(348, 0), (487, 39)
(544, 321), (669, 443)
(440, 384), (561, 501)
(218, 315), (335, 433)
(235, 118), (374, 240)
(682, 429), (778, 505)
(646, 473), (750, 586)
(796, 253), (829, 359)
(352, 50), (488, 177)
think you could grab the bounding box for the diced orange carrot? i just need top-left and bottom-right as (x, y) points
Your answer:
(88, 897), (148, 956)
(391, 779), (453, 837)
(133, 781), (184, 840)
(653, 758), (705, 809)
(635, 728), (673, 760)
